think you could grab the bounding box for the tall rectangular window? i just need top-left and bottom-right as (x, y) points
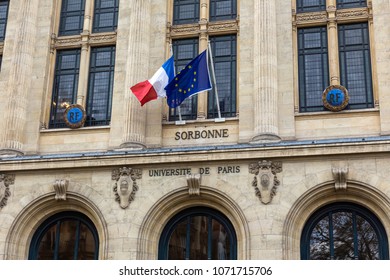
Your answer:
(0, 0), (9, 41)
(59, 0), (86, 36)
(337, 0), (367, 9)
(170, 39), (199, 121)
(338, 23), (373, 109)
(85, 46), (116, 127)
(92, 0), (119, 33)
(296, 0), (326, 13)
(208, 35), (236, 118)
(298, 27), (329, 112)
(173, 0), (200, 25)
(209, 0), (237, 21)
(50, 49), (81, 128)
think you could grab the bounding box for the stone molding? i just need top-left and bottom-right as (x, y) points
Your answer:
(186, 174), (201, 196)
(168, 19), (239, 38)
(332, 166), (349, 191)
(53, 179), (69, 201)
(51, 32), (117, 51)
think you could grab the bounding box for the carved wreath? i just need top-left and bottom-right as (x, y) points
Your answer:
(112, 167), (142, 209)
(249, 160), (282, 205)
(0, 174), (15, 210)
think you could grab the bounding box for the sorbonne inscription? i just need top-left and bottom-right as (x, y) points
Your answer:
(149, 166), (240, 177)
(175, 129), (229, 140)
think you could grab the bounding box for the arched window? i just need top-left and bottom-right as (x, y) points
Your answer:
(29, 211), (99, 260)
(159, 207), (237, 260)
(301, 203), (389, 260)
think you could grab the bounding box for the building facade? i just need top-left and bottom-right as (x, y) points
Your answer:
(0, 0), (390, 260)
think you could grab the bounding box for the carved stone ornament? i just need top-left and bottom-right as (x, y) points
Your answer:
(112, 167), (142, 209)
(187, 174), (201, 196)
(53, 179), (69, 201)
(249, 160), (282, 205)
(332, 166), (349, 191)
(0, 174), (15, 209)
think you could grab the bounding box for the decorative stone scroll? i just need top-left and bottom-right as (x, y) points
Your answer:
(53, 179), (69, 201)
(332, 166), (349, 191)
(0, 174), (15, 210)
(112, 167), (142, 209)
(187, 174), (201, 196)
(249, 160), (282, 205)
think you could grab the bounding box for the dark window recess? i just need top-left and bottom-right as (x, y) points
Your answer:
(92, 0), (119, 33)
(50, 49), (81, 128)
(85, 46), (116, 127)
(298, 26), (329, 112)
(338, 23), (373, 109)
(173, 0), (200, 25)
(296, 0), (326, 13)
(208, 35), (237, 119)
(209, 0), (237, 21)
(170, 38), (199, 121)
(59, 0), (86, 36)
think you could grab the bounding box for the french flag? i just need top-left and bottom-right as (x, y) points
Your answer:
(130, 56), (175, 106)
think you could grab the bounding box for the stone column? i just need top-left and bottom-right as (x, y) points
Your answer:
(327, 0), (339, 85)
(120, 0), (151, 149)
(0, 0), (39, 156)
(197, 0), (209, 120)
(251, 0), (281, 143)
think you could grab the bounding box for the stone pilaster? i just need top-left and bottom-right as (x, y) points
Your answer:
(0, 0), (39, 156)
(120, 0), (151, 149)
(251, 0), (280, 143)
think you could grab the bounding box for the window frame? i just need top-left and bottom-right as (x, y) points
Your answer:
(28, 211), (99, 260)
(292, 0), (377, 114)
(158, 206), (237, 260)
(301, 202), (389, 260)
(167, 0), (238, 122)
(0, 0), (10, 41)
(45, 0), (118, 130)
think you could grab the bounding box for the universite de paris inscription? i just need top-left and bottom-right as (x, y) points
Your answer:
(148, 166), (240, 177)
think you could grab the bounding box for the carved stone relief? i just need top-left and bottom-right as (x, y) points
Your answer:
(53, 179), (69, 201)
(0, 174), (15, 210)
(332, 166), (349, 191)
(187, 174), (201, 196)
(249, 160), (282, 205)
(112, 167), (142, 209)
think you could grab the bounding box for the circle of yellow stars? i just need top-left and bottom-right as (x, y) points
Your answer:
(175, 65), (197, 95)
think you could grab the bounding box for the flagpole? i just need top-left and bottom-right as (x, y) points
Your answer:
(170, 44), (185, 125)
(207, 41), (225, 122)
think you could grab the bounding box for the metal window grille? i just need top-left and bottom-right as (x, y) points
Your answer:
(338, 23), (373, 109)
(209, 0), (237, 21)
(208, 35), (237, 119)
(49, 49), (81, 128)
(298, 27), (329, 112)
(296, 0), (326, 13)
(337, 0), (367, 9)
(92, 0), (119, 33)
(0, 0), (9, 41)
(59, 0), (86, 36)
(169, 38), (199, 121)
(85, 46), (116, 127)
(173, 0), (200, 25)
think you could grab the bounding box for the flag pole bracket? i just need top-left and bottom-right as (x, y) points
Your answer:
(214, 118), (225, 123)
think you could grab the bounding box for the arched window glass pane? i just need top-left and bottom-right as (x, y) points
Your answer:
(29, 212), (99, 260)
(357, 215), (380, 259)
(301, 203), (388, 260)
(159, 207), (237, 260)
(309, 216), (330, 259)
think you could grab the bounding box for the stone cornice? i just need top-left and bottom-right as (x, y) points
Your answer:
(1, 137), (390, 171)
(168, 19), (238, 38)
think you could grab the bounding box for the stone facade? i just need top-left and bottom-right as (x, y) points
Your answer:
(0, 0), (390, 260)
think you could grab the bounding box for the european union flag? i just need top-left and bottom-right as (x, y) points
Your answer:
(165, 50), (212, 108)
